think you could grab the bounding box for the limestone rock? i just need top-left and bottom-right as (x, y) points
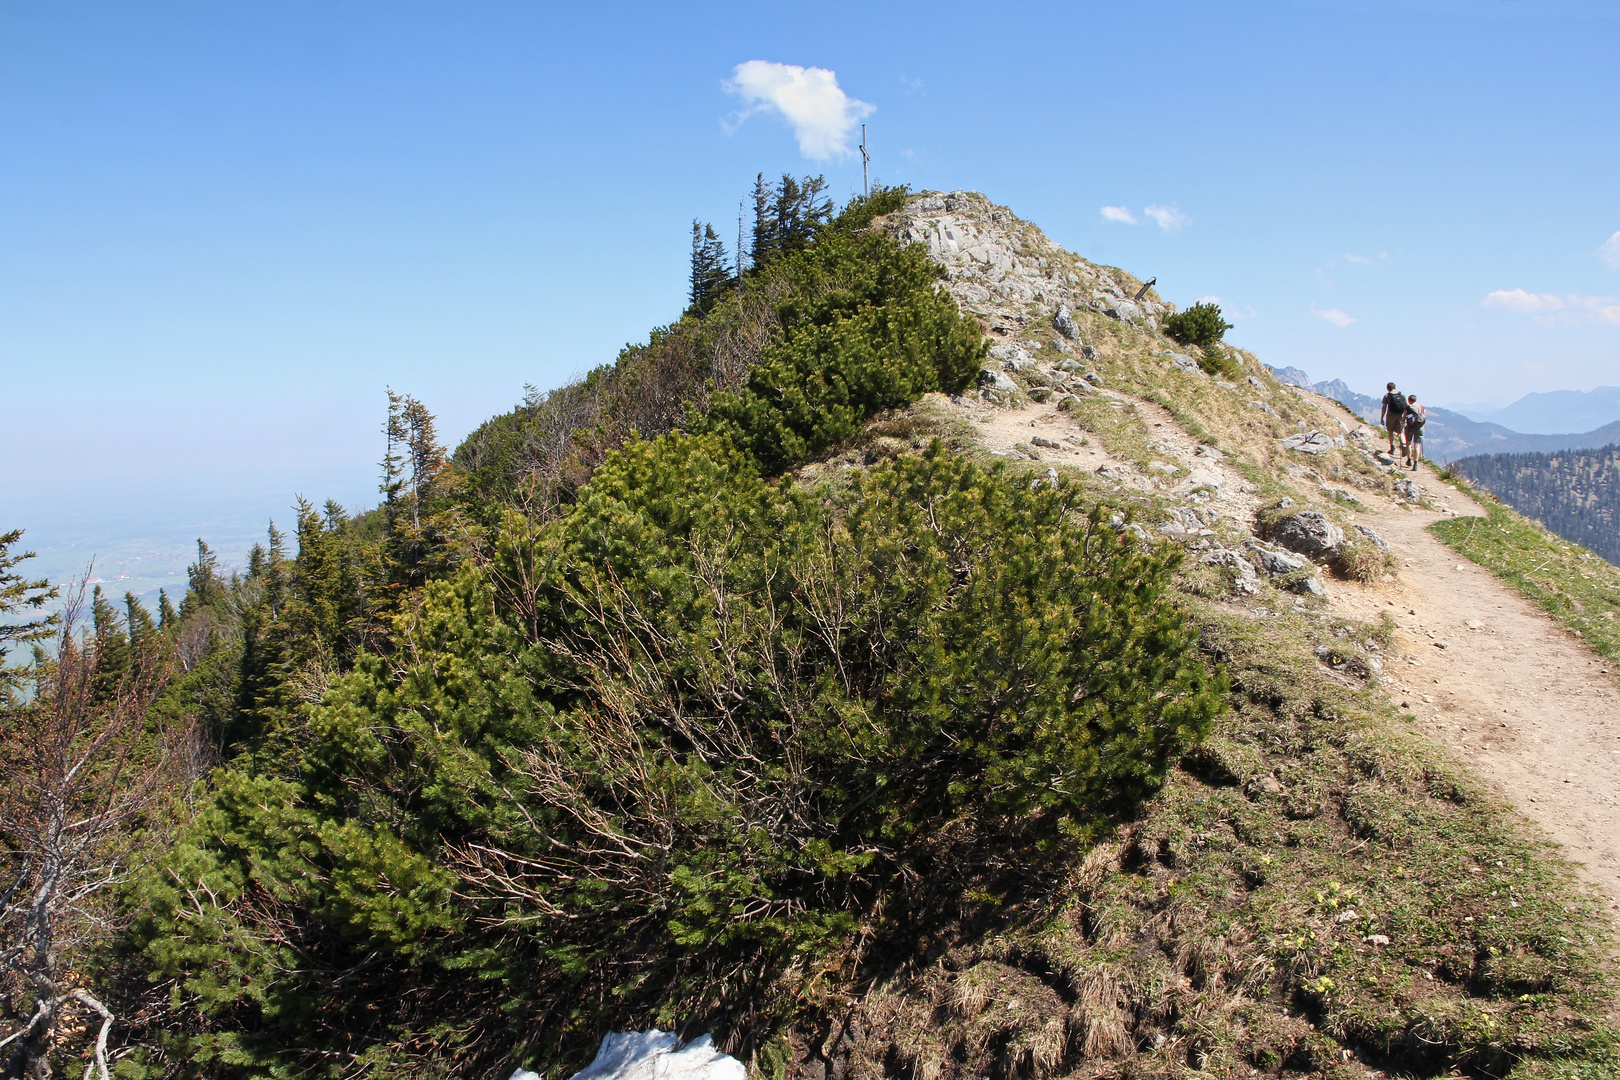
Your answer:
(1165, 351), (1206, 377)
(1200, 548), (1259, 594)
(1246, 775), (1285, 796)
(1280, 431), (1337, 455)
(980, 368), (1018, 393)
(1053, 305), (1080, 340)
(1181, 466), (1224, 491)
(1271, 511), (1345, 559)
(1244, 541), (1306, 576)
(1353, 524), (1390, 552)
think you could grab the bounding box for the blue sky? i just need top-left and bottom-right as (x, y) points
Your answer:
(3, 0), (1617, 589)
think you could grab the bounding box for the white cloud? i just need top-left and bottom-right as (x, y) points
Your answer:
(1600, 231), (1620, 270)
(1196, 295), (1221, 305)
(1344, 251), (1389, 265)
(1311, 305), (1357, 328)
(1100, 205), (1137, 224)
(1483, 288), (1562, 314)
(1143, 204), (1189, 232)
(1483, 288), (1620, 325)
(722, 61), (874, 161)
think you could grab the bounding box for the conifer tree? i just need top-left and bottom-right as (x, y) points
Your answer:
(91, 586), (129, 661)
(383, 390), (456, 597)
(123, 591), (156, 653)
(749, 172), (775, 270)
(749, 173), (833, 271)
(0, 529), (56, 674)
(179, 539), (223, 618)
(773, 173), (831, 256)
(688, 220), (731, 316)
(156, 589), (177, 631)
(90, 585), (132, 697)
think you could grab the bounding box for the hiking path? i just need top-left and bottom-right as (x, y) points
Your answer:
(1328, 488), (1620, 914)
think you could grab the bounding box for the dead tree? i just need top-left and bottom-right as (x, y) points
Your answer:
(1, 586), (179, 1080)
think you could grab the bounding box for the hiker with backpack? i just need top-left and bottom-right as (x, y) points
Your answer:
(1379, 382), (1408, 456)
(1403, 394), (1427, 469)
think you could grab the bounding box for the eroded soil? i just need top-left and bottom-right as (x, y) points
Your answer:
(1330, 489), (1620, 912)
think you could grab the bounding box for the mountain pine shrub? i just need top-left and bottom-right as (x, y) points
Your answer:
(125, 435), (1222, 1077)
(702, 231), (986, 472)
(1164, 301), (1233, 354)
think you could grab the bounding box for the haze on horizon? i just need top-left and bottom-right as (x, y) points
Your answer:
(3, 0), (1617, 591)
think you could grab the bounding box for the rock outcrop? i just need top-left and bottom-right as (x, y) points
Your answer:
(1271, 511), (1346, 560)
(882, 191), (1172, 334)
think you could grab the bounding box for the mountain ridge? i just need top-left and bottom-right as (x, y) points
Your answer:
(1480, 385), (1620, 434)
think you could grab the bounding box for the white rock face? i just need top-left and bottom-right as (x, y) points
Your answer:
(880, 191), (1171, 334)
(1279, 431), (1338, 455)
(523, 1031), (747, 1080)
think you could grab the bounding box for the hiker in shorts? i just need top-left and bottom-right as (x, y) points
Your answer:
(1379, 382), (1408, 456)
(1403, 394), (1426, 469)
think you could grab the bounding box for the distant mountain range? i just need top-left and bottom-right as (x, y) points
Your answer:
(1268, 367), (1620, 464)
(1466, 386), (1620, 434)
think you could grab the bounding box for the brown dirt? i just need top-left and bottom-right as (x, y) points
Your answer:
(954, 385), (1620, 918)
(946, 390), (1264, 523)
(1325, 485), (1620, 913)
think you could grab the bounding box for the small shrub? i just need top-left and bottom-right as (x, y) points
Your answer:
(1164, 301), (1233, 353)
(1197, 344), (1244, 380)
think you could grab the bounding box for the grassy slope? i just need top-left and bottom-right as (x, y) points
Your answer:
(792, 199), (1618, 1080)
(1430, 476), (1620, 666)
(825, 592), (1617, 1079)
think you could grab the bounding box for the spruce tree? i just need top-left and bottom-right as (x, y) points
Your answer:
(180, 539), (223, 618)
(90, 584), (131, 688)
(156, 589), (177, 631)
(0, 528), (56, 671)
(773, 173), (832, 256)
(750, 172), (775, 270)
(688, 220), (731, 316)
(124, 591), (156, 652)
(749, 173), (833, 271)
(383, 390), (456, 597)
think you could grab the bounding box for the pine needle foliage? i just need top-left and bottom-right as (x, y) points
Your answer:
(700, 230), (985, 473)
(1163, 301), (1233, 354)
(453, 185), (975, 503)
(121, 435), (1221, 1078)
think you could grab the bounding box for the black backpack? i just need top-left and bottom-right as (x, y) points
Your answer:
(1407, 408), (1426, 431)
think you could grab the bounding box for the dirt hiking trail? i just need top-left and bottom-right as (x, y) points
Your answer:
(1329, 486), (1620, 913)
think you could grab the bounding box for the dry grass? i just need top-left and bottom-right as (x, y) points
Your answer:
(766, 196), (1618, 1080)
(781, 593), (1617, 1080)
